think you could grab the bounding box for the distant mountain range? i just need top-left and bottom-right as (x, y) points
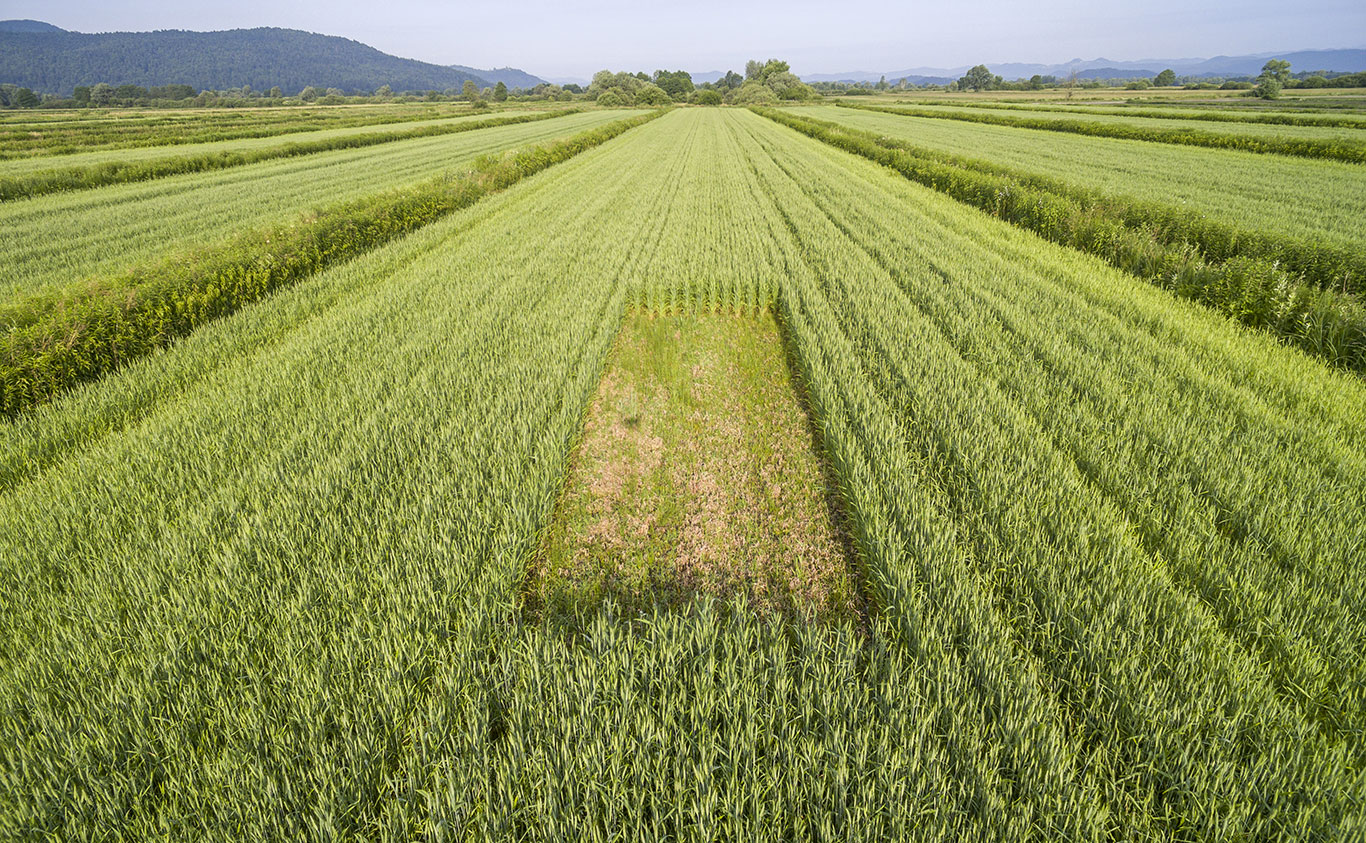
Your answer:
(449, 65), (545, 89)
(805, 48), (1366, 84)
(0, 20), (543, 95)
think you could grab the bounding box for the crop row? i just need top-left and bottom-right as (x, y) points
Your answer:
(0, 110), (637, 301)
(0, 102), (483, 158)
(842, 101), (1366, 163)
(893, 97), (1366, 129)
(758, 107), (1366, 372)
(0, 109), (666, 416)
(2, 108), (1362, 838)
(0, 109), (580, 201)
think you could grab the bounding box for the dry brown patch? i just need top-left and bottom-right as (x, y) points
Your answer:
(531, 311), (859, 622)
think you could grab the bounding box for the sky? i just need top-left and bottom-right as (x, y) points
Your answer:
(3, 0), (1364, 79)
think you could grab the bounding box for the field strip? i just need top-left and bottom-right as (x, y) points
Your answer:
(842, 101), (1366, 163)
(0, 109), (642, 300)
(798, 104), (1366, 252)
(0, 109), (537, 178)
(0, 108), (583, 200)
(877, 101), (1366, 142)
(0, 103), (491, 159)
(0, 110), (667, 416)
(891, 97), (1366, 129)
(759, 106), (1366, 374)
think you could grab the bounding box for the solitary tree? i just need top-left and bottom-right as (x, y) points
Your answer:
(461, 80), (479, 101)
(493, 81), (508, 101)
(299, 86), (318, 101)
(1254, 59), (1291, 99)
(1260, 59), (1292, 85)
(374, 84), (392, 98)
(1154, 68), (1176, 87)
(958, 65), (995, 92)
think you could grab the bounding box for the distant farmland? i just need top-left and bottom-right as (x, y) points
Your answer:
(1, 95), (1364, 839)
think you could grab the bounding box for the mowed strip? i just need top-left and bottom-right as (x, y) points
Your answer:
(533, 312), (857, 620)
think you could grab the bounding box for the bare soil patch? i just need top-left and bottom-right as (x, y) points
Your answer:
(528, 311), (859, 622)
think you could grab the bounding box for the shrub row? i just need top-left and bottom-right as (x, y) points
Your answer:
(0, 109), (584, 201)
(841, 102), (1366, 164)
(892, 98), (1366, 129)
(757, 107), (1366, 374)
(0, 109), (668, 416)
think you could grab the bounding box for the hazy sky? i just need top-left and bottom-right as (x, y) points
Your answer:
(3, 0), (1363, 78)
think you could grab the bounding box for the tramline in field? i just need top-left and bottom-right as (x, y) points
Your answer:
(1, 107), (1362, 839)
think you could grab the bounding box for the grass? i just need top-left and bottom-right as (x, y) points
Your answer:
(1, 107), (1363, 839)
(0, 109), (642, 301)
(0, 108), (577, 200)
(797, 104), (1366, 254)
(841, 100), (1366, 162)
(531, 311), (859, 623)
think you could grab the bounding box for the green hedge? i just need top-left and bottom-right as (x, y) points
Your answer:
(841, 102), (1366, 164)
(0, 109), (668, 416)
(756, 106), (1366, 374)
(0, 109), (585, 201)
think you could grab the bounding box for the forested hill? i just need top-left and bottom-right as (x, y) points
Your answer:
(0, 23), (491, 95)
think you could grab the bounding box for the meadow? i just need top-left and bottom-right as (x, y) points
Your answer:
(0, 101), (1363, 840)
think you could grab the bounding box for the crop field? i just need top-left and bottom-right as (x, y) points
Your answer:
(0, 109), (639, 299)
(1, 104), (1364, 840)
(897, 99), (1366, 128)
(874, 100), (1366, 143)
(0, 102), (491, 158)
(795, 104), (1366, 251)
(0, 108), (536, 180)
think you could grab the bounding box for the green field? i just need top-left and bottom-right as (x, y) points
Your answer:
(1, 104), (1364, 839)
(796, 104), (1366, 251)
(0, 109), (640, 299)
(0, 108), (535, 179)
(876, 99), (1366, 142)
(0, 102), (489, 158)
